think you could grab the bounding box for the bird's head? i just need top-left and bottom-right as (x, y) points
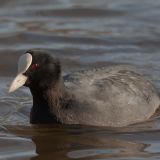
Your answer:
(9, 49), (61, 92)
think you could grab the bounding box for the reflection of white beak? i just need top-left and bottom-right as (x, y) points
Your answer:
(9, 53), (32, 93)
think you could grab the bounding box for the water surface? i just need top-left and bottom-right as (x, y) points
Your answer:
(1, 0), (160, 159)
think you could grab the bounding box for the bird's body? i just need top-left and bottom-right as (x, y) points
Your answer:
(58, 65), (159, 127)
(9, 50), (160, 127)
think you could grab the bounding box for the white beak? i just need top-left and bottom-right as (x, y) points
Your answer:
(9, 53), (32, 93)
(9, 74), (28, 93)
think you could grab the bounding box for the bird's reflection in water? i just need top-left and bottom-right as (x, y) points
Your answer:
(14, 125), (156, 160)
(5, 124), (160, 160)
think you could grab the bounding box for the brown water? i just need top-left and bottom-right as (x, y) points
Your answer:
(1, 0), (160, 159)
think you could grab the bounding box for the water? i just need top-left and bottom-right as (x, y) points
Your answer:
(1, 0), (160, 159)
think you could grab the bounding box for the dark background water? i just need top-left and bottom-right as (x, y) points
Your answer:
(1, 0), (160, 159)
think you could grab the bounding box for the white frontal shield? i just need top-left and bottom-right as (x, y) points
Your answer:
(9, 53), (32, 93)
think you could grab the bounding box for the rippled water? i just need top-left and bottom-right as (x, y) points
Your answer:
(1, 0), (160, 159)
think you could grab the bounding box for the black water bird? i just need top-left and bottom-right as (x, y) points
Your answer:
(9, 49), (160, 127)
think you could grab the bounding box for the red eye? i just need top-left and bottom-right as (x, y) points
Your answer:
(31, 63), (39, 70)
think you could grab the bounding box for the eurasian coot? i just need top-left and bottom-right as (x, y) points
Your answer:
(9, 49), (160, 127)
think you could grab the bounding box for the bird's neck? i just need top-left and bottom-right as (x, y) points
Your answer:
(29, 79), (73, 124)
